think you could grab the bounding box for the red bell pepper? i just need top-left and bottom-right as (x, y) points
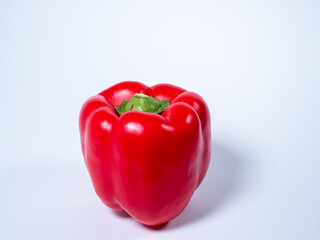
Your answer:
(79, 81), (211, 226)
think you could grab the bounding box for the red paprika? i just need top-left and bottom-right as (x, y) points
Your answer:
(79, 81), (211, 225)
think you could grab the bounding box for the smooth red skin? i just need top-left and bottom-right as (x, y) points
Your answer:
(79, 81), (211, 226)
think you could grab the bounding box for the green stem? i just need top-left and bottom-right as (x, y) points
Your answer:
(115, 94), (169, 115)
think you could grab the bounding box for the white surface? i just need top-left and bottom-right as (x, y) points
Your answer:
(1, 0), (319, 239)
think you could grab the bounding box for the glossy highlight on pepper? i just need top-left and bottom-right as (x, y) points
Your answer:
(79, 81), (211, 226)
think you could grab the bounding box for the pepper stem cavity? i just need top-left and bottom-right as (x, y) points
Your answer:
(115, 94), (169, 115)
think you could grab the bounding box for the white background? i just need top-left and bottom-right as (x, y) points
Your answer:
(1, 0), (320, 239)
